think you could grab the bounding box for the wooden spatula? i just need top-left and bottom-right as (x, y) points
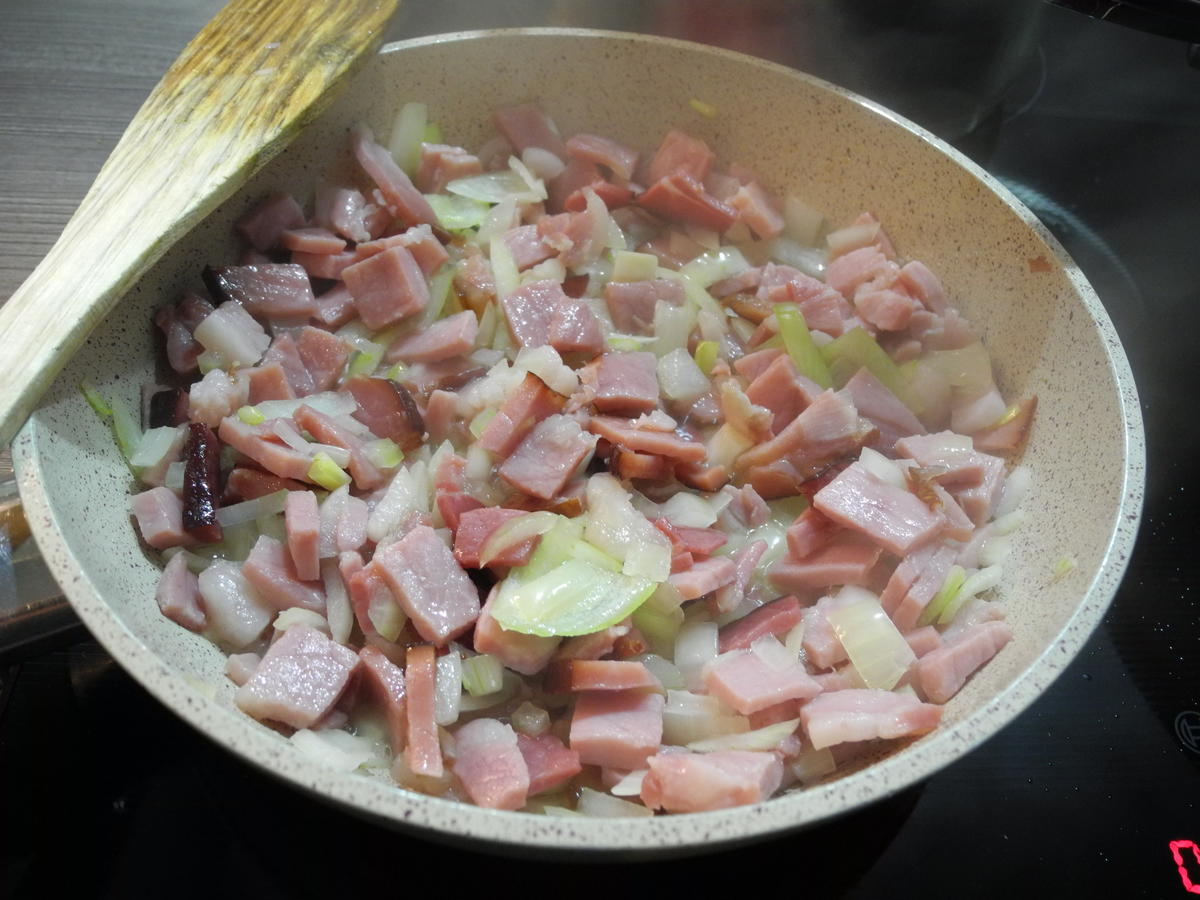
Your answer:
(0, 0), (399, 446)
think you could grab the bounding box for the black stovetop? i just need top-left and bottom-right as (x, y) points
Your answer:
(2, 5), (1198, 898)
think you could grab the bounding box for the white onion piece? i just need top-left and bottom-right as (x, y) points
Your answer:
(129, 426), (182, 469)
(215, 489), (289, 528)
(317, 485), (349, 558)
(194, 301), (270, 368)
(634, 654), (685, 691)
(659, 492), (718, 529)
(255, 392), (357, 422)
(674, 621), (719, 691)
(366, 460), (430, 542)
(515, 345), (579, 397)
(652, 299), (696, 358)
(790, 746), (838, 784)
(657, 348), (709, 403)
(271, 419), (311, 453)
(164, 461), (186, 491)
(489, 235), (520, 301)
(309, 443), (351, 468)
(511, 701), (551, 736)
(289, 728), (380, 772)
(677, 247), (750, 288)
(322, 559), (353, 645)
(687, 717), (800, 753)
(508, 154), (548, 201)
(464, 443), (493, 482)
(858, 447), (907, 489)
(825, 594), (915, 691)
(979, 534), (1013, 567)
(479, 511), (562, 567)
(996, 464), (1031, 517)
(447, 169), (541, 205)
(273, 607), (330, 634)
(434, 647), (463, 726)
(697, 309), (727, 342)
(386, 101), (426, 173)
(783, 195), (824, 247)
(582, 474), (672, 582)
(475, 195), (519, 245)
(662, 689), (748, 745)
(750, 634), (799, 671)
(521, 146), (566, 180)
(991, 509), (1026, 536)
(825, 220), (879, 255)
(576, 787), (654, 818)
(609, 770), (648, 798)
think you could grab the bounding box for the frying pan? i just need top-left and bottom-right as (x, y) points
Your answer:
(11, 29), (1143, 854)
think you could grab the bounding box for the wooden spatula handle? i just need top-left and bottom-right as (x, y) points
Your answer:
(0, 0), (397, 446)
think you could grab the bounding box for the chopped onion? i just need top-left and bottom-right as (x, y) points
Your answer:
(515, 345), (579, 397)
(508, 154), (548, 201)
(434, 647), (463, 726)
(511, 701), (551, 736)
(991, 509), (1026, 536)
(939, 565), (1003, 624)
(387, 101), (427, 175)
(858, 447), (906, 489)
(307, 452), (351, 492)
(659, 492), (718, 528)
(479, 510), (561, 567)
(273, 607), (330, 634)
(687, 717), (800, 753)
(322, 558), (353, 645)
(475, 195), (519, 245)
(674, 621), (719, 691)
(609, 770), (648, 798)
(461, 653), (505, 697)
(996, 464), (1031, 517)
(611, 250), (659, 282)
(448, 169), (542, 205)
(422, 263), (456, 326)
(308, 443), (351, 468)
(425, 193), (490, 231)
(825, 593), (916, 690)
(825, 220), (880, 255)
(790, 745), (838, 784)
(464, 443), (493, 481)
(290, 728), (380, 772)
(657, 348), (709, 403)
(634, 653), (686, 691)
(363, 438), (404, 470)
(490, 557), (654, 637)
(489, 235), (520, 301)
(677, 247), (750, 289)
(576, 787), (654, 818)
(979, 533), (1013, 567)
(521, 146), (566, 180)
(750, 634), (799, 671)
(366, 459), (430, 542)
(520, 256), (567, 286)
(255, 391), (357, 422)
(129, 425), (181, 470)
(631, 601), (684, 659)
(652, 299), (696, 357)
(456, 671), (520, 712)
(582, 474), (672, 581)
(215, 489), (288, 528)
(662, 689), (748, 745)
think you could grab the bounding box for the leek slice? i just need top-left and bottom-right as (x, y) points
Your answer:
(774, 302), (832, 388)
(490, 558), (654, 637)
(425, 193), (490, 232)
(820, 326), (922, 413)
(461, 654), (505, 697)
(825, 594), (916, 690)
(918, 565), (966, 627)
(307, 452), (351, 491)
(387, 101), (427, 176)
(694, 340), (719, 375)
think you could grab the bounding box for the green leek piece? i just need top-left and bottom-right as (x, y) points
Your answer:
(425, 193), (490, 232)
(918, 565), (966, 627)
(423, 121), (442, 144)
(490, 558), (654, 637)
(80, 381), (141, 467)
(423, 263), (456, 324)
(385, 362), (407, 382)
(774, 302), (832, 388)
(237, 405), (265, 426)
(388, 101), (427, 176)
(363, 438), (403, 469)
(694, 340), (720, 376)
(461, 654), (505, 697)
(307, 452), (351, 491)
(820, 326), (922, 413)
(347, 349), (381, 378)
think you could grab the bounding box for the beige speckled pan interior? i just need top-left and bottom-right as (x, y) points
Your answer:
(13, 30), (1143, 855)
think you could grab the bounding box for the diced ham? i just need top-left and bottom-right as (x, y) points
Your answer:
(293, 403), (385, 492)
(553, 621), (632, 662)
(499, 414), (597, 500)
(203, 264), (316, 320)
(736, 389), (866, 481)
(546, 296), (604, 355)
(295, 326), (350, 395)
(544, 659), (659, 693)
(404, 644), (443, 777)
(280, 227), (346, 255)
(813, 462), (946, 556)
(588, 415), (706, 462)
(356, 225), (449, 276)
(897, 260), (948, 314)
(517, 733), (582, 796)
(916, 620), (1013, 703)
(638, 173), (737, 232)
(236, 192), (306, 251)
(950, 452), (1006, 526)
(970, 396), (1037, 453)
(667, 556), (738, 601)
(478, 372), (567, 458)
(155, 293), (213, 375)
(242, 535), (325, 613)
(566, 133), (639, 181)
(503, 224), (555, 271)
(155, 551), (205, 632)
(245, 363), (295, 404)
(641, 750), (783, 813)
(373, 525), (480, 645)
(729, 181), (784, 240)
(350, 124), (438, 226)
(718, 595), (804, 652)
(197, 560), (274, 651)
(492, 104), (568, 161)
(261, 334), (313, 397)
(454, 247), (495, 310)
(880, 542), (959, 632)
(453, 507), (539, 568)
(703, 648), (820, 715)
(284, 490), (321, 582)
(732, 346), (783, 382)
(387, 310), (478, 364)
(500, 279), (569, 349)
(293, 249), (357, 281)
(745, 354), (822, 435)
(422, 389), (460, 444)
(342, 375), (425, 450)
(717, 484), (771, 530)
(801, 688), (943, 750)
(593, 351), (660, 416)
(416, 143), (483, 194)
(219, 416), (317, 482)
(768, 532), (883, 592)
(132, 487), (195, 550)
(358, 645), (407, 753)
(844, 367), (924, 453)
(905, 625), (943, 658)
(602, 278), (684, 334)
(452, 718), (530, 810)
(893, 432), (987, 487)
(786, 507), (840, 559)
(225, 467), (307, 501)
(188, 369), (248, 428)
(347, 559), (405, 641)
(343, 244), (430, 330)
(610, 447), (671, 481)
(313, 185), (371, 244)
(855, 283), (919, 332)
(823, 246), (894, 299)
(224, 652), (260, 686)
(235, 624), (358, 729)
(646, 130), (716, 183)
(569, 690), (664, 770)
(473, 589), (560, 675)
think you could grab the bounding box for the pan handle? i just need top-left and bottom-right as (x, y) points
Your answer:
(0, 449), (84, 662)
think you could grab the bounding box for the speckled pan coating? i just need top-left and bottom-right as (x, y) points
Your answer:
(13, 30), (1143, 855)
